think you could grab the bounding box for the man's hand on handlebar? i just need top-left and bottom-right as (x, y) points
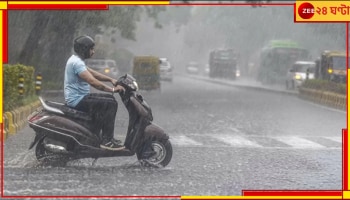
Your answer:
(111, 79), (118, 86)
(110, 78), (125, 94)
(113, 85), (125, 94)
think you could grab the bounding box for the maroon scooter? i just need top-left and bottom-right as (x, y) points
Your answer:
(28, 74), (172, 167)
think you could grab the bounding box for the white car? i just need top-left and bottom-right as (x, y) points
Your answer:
(159, 58), (173, 82)
(186, 62), (200, 75)
(286, 61), (315, 89)
(85, 59), (120, 78)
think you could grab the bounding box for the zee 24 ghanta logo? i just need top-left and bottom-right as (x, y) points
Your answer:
(298, 2), (315, 19)
(297, 2), (350, 20)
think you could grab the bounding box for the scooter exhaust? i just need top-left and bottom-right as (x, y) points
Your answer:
(44, 143), (68, 153)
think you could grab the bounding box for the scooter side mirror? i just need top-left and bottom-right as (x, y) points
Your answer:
(136, 94), (143, 102)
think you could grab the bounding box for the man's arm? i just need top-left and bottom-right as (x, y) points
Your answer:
(79, 70), (114, 92)
(87, 67), (115, 84)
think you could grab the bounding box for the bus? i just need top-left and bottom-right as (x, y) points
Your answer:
(257, 40), (310, 84)
(209, 48), (239, 80)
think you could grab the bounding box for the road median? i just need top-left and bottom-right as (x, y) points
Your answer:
(299, 87), (346, 111)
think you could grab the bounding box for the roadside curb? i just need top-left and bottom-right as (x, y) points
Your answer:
(299, 88), (346, 111)
(3, 100), (42, 141)
(3, 90), (63, 141)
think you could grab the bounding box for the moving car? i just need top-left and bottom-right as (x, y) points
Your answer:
(204, 64), (210, 75)
(286, 61), (315, 89)
(85, 59), (119, 78)
(186, 62), (200, 75)
(159, 58), (173, 82)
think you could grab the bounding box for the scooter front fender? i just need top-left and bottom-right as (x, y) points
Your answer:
(144, 123), (169, 141)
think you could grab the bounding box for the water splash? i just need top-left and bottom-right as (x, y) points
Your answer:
(4, 150), (39, 168)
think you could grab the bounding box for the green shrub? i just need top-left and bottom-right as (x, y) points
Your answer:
(302, 79), (346, 95)
(4, 64), (38, 111)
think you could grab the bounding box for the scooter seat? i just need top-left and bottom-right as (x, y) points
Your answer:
(45, 100), (92, 121)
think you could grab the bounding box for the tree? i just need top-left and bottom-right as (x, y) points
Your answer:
(8, 7), (166, 84)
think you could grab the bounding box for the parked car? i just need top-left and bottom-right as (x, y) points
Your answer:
(85, 59), (119, 78)
(159, 58), (173, 82)
(186, 62), (200, 75)
(286, 61), (315, 90)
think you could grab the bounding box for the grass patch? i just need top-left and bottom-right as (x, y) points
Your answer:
(4, 95), (39, 112)
(301, 79), (346, 95)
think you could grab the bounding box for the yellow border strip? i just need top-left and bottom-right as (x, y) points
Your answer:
(181, 196), (342, 199)
(0, 2), (7, 10)
(8, 1), (170, 5)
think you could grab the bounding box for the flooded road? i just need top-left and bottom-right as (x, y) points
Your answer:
(4, 74), (344, 196)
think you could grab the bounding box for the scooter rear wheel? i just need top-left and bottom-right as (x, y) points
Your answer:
(35, 138), (70, 166)
(138, 139), (172, 168)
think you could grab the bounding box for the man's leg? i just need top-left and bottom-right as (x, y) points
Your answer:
(89, 93), (118, 138)
(76, 94), (123, 150)
(99, 96), (118, 142)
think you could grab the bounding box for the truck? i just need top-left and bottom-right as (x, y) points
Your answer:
(209, 48), (239, 80)
(132, 56), (161, 91)
(257, 40), (310, 85)
(314, 50), (347, 83)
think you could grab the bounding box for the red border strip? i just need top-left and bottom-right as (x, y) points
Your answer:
(2, 10), (7, 64)
(242, 190), (342, 196)
(8, 4), (109, 10)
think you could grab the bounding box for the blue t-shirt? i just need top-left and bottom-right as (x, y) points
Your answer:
(64, 54), (90, 107)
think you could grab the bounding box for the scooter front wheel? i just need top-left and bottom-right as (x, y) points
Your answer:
(35, 138), (70, 166)
(138, 139), (172, 168)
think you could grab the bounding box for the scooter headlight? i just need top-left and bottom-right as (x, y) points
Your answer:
(133, 81), (139, 91)
(128, 81), (139, 91)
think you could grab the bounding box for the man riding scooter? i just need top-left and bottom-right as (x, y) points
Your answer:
(64, 35), (125, 151)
